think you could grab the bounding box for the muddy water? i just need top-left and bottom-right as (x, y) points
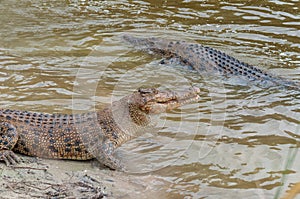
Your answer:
(0, 0), (299, 198)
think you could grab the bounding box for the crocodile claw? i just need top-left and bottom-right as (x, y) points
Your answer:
(0, 150), (21, 166)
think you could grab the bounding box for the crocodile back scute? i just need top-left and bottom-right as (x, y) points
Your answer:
(0, 109), (97, 160)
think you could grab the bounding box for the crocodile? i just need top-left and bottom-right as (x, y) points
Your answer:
(0, 87), (200, 170)
(122, 34), (300, 90)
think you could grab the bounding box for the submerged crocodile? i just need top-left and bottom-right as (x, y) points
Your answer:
(0, 87), (200, 170)
(122, 35), (300, 90)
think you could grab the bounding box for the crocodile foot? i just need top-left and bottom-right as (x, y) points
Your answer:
(0, 150), (21, 166)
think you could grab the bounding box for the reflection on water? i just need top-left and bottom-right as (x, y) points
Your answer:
(0, 0), (299, 198)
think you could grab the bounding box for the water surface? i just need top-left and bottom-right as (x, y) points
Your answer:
(0, 0), (299, 198)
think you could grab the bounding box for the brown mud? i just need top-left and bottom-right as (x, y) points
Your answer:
(0, 155), (169, 199)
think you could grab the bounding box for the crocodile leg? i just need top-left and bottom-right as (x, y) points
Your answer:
(87, 137), (123, 170)
(0, 122), (21, 165)
(85, 136), (123, 170)
(98, 141), (123, 170)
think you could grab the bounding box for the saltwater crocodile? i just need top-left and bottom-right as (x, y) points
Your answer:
(0, 87), (200, 170)
(122, 35), (300, 90)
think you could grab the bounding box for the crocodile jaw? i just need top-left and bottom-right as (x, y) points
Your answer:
(139, 86), (200, 114)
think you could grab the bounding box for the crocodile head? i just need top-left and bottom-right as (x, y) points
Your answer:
(111, 86), (200, 129)
(107, 86), (200, 146)
(132, 86), (200, 114)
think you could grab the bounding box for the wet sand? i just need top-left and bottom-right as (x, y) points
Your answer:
(0, 155), (169, 199)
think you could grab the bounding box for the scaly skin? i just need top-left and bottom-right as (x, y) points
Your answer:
(122, 35), (300, 90)
(0, 87), (200, 170)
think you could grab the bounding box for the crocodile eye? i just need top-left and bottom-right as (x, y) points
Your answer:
(138, 88), (155, 94)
